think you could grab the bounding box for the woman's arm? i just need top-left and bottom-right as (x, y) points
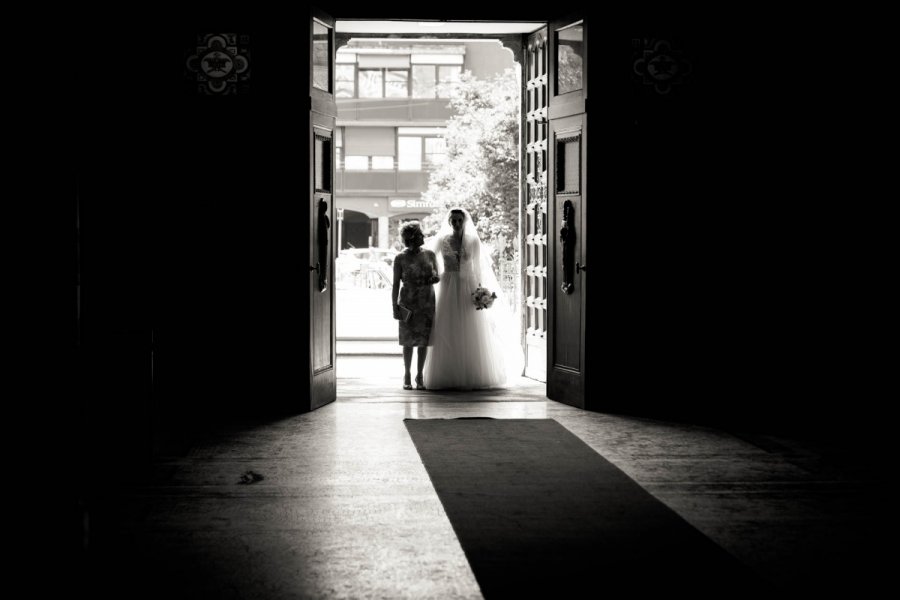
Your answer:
(426, 250), (440, 283)
(427, 235), (443, 282)
(391, 256), (402, 318)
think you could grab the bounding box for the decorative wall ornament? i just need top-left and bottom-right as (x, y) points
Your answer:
(185, 33), (250, 95)
(632, 39), (692, 95)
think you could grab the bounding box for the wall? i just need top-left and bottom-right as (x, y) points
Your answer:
(67, 14), (886, 591)
(74, 13), (531, 464)
(602, 16), (885, 442)
(76, 14), (319, 470)
(73, 5), (885, 470)
(464, 41), (516, 80)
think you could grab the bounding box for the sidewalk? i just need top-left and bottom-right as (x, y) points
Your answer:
(336, 286), (400, 360)
(336, 355), (402, 380)
(336, 286), (396, 339)
(337, 339), (401, 356)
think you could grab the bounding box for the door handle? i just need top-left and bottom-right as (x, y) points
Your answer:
(576, 262), (587, 274)
(317, 199), (330, 292)
(310, 262), (320, 272)
(559, 200), (575, 294)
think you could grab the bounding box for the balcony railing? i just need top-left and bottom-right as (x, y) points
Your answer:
(337, 98), (455, 122)
(335, 168), (433, 194)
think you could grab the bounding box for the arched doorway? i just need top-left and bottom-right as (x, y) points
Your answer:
(331, 31), (528, 384)
(340, 208), (373, 250)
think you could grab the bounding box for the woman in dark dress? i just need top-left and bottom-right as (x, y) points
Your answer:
(391, 222), (440, 390)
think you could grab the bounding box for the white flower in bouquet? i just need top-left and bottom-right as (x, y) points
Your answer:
(471, 285), (497, 310)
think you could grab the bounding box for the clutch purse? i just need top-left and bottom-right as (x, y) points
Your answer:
(397, 303), (413, 322)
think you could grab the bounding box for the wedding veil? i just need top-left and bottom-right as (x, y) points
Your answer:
(427, 207), (524, 378)
(428, 208), (500, 293)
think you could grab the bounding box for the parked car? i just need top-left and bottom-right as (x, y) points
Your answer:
(336, 247), (398, 289)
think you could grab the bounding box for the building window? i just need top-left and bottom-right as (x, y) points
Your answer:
(334, 52), (464, 99)
(335, 127), (343, 168)
(412, 65), (437, 98)
(341, 155), (394, 170)
(372, 156), (394, 170)
(398, 128), (446, 170)
(412, 65), (462, 98)
(335, 64), (355, 98)
(411, 54), (464, 98)
(385, 70), (409, 98)
(397, 137), (422, 170)
(345, 155), (369, 170)
(437, 66), (462, 98)
(424, 137), (446, 167)
(354, 67), (412, 99)
(358, 69), (383, 98)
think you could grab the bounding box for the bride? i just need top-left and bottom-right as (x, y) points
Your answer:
(423, 208), (521, 390)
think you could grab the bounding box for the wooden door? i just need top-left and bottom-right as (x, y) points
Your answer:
(547, 16), (588, 407)
(309, 8), (337, 409)
(523, 28), (549, 382)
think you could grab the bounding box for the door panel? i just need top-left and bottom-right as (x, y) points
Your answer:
(552, 121), (583, 372)
(549, 19), (586, 120)
(312, 126), (334, 375)
(523, 28), (549, 382)
(310, 8), (336, 410)
(547, 15), (588, 408)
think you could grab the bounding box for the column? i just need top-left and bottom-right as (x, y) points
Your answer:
(378, 216), (389, 248)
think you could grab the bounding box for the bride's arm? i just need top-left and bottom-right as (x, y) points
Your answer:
(470, 236), (483, 285)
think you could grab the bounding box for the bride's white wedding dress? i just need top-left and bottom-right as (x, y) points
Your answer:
(423, 209), (519, 390)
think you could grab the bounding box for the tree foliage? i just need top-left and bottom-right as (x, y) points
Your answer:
(421, 68), (520, 265)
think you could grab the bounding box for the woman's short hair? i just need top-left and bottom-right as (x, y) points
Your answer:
(400, 221), (423, 247)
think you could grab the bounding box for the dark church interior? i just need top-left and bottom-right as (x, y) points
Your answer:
(65, 3), (889, 598)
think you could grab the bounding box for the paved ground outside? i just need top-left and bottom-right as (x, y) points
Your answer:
(337, 355), (410, 380)
(336, 286), (524, 378)
(337, 286), (521, 342)
(336, 286), (395, 340)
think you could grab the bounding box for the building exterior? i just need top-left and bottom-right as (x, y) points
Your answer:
(334, 39), (516, 250)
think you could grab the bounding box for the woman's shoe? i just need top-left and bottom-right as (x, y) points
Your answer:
(415, 374), (426, 390)
(403, 374), (412, 390)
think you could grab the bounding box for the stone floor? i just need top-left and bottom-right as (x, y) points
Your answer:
(86, 356), (889, 598)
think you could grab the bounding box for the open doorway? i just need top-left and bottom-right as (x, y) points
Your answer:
(332, 20), (546, 388)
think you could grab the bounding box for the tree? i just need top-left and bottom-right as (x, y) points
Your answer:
(421, 68), (520, 267)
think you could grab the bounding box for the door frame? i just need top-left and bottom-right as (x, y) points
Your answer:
(315, 12), (591, 410)
(308, 7), (338, 411)
(546, 14), (589, 409)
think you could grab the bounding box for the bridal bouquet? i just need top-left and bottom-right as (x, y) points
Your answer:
(472, 285), (497, 310)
